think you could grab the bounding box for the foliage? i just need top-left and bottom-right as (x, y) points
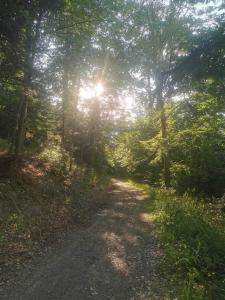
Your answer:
(0, 157), (110, 275)
(109, 80), (225, 196)
(129, 181), (225, 299)
(169, 84), (225, 196)
(37, 144), (64, 172)
(1, 0), (224, 194)
(107, 113), (162, 182)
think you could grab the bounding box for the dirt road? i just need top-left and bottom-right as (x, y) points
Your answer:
(2, 180), (163, 300)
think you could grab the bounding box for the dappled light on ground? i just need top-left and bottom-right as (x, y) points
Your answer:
(102, 232), (129, 276)
(2, 180), (164, 300)
(140, 213), (155, 224)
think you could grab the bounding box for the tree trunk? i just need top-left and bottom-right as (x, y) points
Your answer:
(147, 72), (153, 109)
(62, 41), (71, 151)
(61, 42), (71, 171)
(62, 67), (69, 150)
(69, 75), (80, 171)
(14, 93), (29, 158)
(160, 107), (171, 188)
(14, 9), (43, 159)
(14, 41), (32, 159)
(89, 96), (100, 167)
(156, 74), (171, 188)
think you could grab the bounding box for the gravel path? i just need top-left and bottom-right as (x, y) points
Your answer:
(2, 180), (163, 300)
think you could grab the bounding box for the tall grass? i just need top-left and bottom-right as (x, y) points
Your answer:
(128, 181), (225, 299)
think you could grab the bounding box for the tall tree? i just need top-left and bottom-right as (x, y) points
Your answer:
(11, 1), (62, 158)
(126, 0), (193, 187)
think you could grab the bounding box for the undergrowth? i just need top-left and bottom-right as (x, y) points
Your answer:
(128, 181), (225, 300)
(0, 147), (110, 280)
(0, 137), (10, 152)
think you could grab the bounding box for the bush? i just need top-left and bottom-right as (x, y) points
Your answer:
(37, 144), (65, 173)
(129, 182), (225, 299)
(156, 191), (225, 299)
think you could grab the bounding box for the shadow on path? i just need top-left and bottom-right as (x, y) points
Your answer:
(3, 180), (163, 300)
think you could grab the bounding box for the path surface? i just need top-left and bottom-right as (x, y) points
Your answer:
(3, 180), (163, 300)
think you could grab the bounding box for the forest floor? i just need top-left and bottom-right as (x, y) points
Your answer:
(1, 180), (166, 300)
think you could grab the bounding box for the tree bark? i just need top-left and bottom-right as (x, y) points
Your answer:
(147, 72), (154, 109)
(14, 34), (32, 158)
(89, 96), (100, 167)
(156, 74), (171, 188)
(62, 56), (69, 150)
(14, 8), (43, 159)
(69, 74), (80, 171)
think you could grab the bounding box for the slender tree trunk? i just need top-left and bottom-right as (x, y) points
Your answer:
(61, 43), (71, 170)
(62, 43), (70, 150)
(156, 74), (171, 188)
(160, 107), (171, 188)
(89, 96), (100, 167)
(62, 70), (68, 150)
(14, 40), (32, 159)
(14, 92), (29, 158)
(14, 9), (43, 160)
(147, 72), (153, 110)
(69, 75), (80, 171)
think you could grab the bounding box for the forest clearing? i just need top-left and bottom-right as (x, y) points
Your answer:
(0, 0), (225, 299)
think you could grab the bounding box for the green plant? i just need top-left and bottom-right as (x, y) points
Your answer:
(128, 181), (225, 299)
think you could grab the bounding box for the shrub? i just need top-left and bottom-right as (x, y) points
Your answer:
(129, 182), (225, 299)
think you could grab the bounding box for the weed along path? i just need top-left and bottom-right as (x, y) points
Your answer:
(3, 180), (163, 300)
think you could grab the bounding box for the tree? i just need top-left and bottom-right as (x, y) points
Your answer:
(125, 0), (193, 187)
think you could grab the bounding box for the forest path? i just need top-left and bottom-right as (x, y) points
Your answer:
(3, 180), (163, 300)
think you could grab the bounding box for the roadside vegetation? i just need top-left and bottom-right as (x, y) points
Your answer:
(0, 145), (110, 282)
(128, 181), (225, 299)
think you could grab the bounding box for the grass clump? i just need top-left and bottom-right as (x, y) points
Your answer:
(128, 181), (225, 300)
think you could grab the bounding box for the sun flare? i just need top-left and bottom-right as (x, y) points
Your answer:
(95, 82), (104, 96)
(80, 82), (104, 99)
